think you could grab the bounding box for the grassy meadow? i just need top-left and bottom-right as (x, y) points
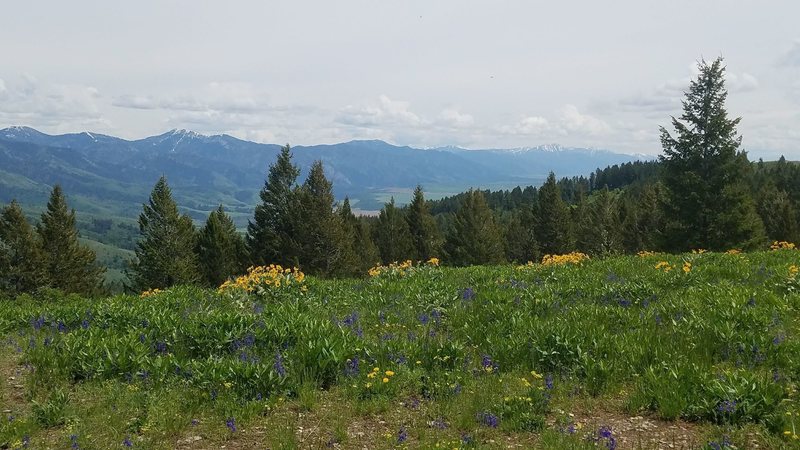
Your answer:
(1, 250), (799, 449)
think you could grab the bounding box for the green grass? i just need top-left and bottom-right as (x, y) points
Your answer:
(1, 250), (799, 449)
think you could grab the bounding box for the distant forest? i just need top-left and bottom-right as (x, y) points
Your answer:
(1, 58), (798, 296)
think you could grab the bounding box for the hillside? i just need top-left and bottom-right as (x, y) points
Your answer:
(0, 127), (645, 222)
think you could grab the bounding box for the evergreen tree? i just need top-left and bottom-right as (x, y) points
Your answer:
(659, 58), (765, 251)
(37, 186), (105, 296)
(637, 183), (665, 251)
(502, 207), (539, 264)
(0, 201), (48, 294)
(128, 177), (199, 291)
(536, 172), (573, 255)
(406, 185), (443, 260)
(246, 145), (301, 267)
(444, 190), (505, 266)
(338, 198), (380, 275)
(296, 161), (353, 276)
(197, 205), (247, 286)
(572, 187), (591, 253)
(581, 187), (623, 256)
(756, 184), (800, 244)
(373, 198), (415, 264)
(619, 197), (644, 253)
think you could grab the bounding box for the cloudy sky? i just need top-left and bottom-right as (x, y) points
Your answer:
(1, 1), (799, 158)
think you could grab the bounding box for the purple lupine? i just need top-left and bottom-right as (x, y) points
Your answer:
(596, 426), (617, 450)
(476, 412), (499, 428)
(397, 427), (408, 443)
(123, 436), (133, 447)
(461, 287), (475, 301)
(226, 417), (237, 432)
(274, 352), (286, 377)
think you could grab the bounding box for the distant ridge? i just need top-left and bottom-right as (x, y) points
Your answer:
(0, 126), (648, 221)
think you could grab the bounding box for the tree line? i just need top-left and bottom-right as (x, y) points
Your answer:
(1, 57), (798, 296)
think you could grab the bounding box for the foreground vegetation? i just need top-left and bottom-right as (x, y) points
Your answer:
(1, 250), (799, 449)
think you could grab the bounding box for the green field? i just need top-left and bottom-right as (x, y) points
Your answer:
(1, 251), (799, 449)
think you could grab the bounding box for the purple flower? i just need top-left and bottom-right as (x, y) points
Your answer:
(431, 418), (449, 429)
(596, 426), (617, 450)
(545, 374), (554, 390)
(153, 341), (167, 354)
(274, 352), (286, 377)
(123, 436), (133, 447)
(344, 356), (360, 377)
(32, 316), (46, 330)
(461, 287), (475, 301)
(57, 321), (68, 333)
(22, 435), (30, 447)
(191, 419), (200, 426)
(80, 319), (90, 330)
(481, 354), (498, 372)
(226, 417), (237, 432)
(70, 434), (80, 449)
(476, 411), (499, 428)
(418, 313), (430, 325)
(717, 399), (737, 414)
(461, 433), (474, 445)
(397, 426), (408, 443)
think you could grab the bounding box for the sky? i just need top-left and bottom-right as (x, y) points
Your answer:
(1, 1), (799, 158)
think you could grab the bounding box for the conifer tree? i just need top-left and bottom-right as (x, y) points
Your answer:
(296, 161), (353, 276)
(197, 205), (247, 286)
(0, 201), (48, 294)
(572, 187), (591, 253)
(536, 172), (573, 255)
(581, 187), (623, 256)
(502, 207), (539, 264)
(37, 186), (105, 296)
(338, 198), (380, 275)
(128, 176), (199, 291)
(620, 197), (644, 253)
(756, 184), (799, 244)
(636, 183), (665, 251)
(659, 58), (765, 251)
(406, 185), (443, 260)
(373, 198), (415, 264)
(246, 145), (301, 267)
(444, 190), (505, 266)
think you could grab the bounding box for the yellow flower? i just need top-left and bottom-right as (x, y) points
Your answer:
(682, 262), (692, 273)
(373, 367), (380, 372)
(541, 252), (589, 266)
(382, 377), (389, 383)
(385, 370), (395, 377)
(367, 372), (376, 379)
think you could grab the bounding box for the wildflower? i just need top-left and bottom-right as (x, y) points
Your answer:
(70, 434), (80, 450)
(427, 257), (440, 266)
(461, 287), (475, 301)
(385, 370), (395, 377)
(771, 241), (796, 250)
(545, 374), (554, 390)
(397, 427), (408, 443)
(476, 411), (499, 428)
(430, 418), (449, 429)
(226, 417), (237, 432)
(191, 419), (200, 426)
(541, 252), (589, 266)
(790, 265), (799, 277)
(382, 377), (389, 383)
(274, 352), (286, 377)
(682, 261), (692, 273)
(717, 399), (737, 414)
(123, 436), (133, 447)
(344, 357), (360, 377)
(596, 426), (617, 450)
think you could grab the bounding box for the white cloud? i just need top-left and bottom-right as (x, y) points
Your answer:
(727, 72), (759, 93)
(0, 76), (108, 131)
(437, 108), (474, 128)
(338, 95), (424, 128)
(558, 104), (611, 135)
(501, 116), (551, 136)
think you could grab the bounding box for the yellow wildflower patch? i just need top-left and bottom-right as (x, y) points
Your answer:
(218, 264), (305, 295)
(140, 288), (163, 298)
(368, 258), (440, 278)
(541, 252), (589, 266)
(771, 241), (797, 251)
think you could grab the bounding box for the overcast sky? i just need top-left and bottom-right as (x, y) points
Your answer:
(1, 1), (798, 158)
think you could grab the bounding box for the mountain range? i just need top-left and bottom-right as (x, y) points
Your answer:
(0, 126), (648, 224)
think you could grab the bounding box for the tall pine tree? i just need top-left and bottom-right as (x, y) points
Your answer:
(0, 201), (48, 295)
(536, 172), (573, 255)
(581, 187), (623, 256)
(659, 58), (765, 251)
(339, 198), (380, 275)
(444, 189), (505, 266)
(197, 205), (247, 286)
(128, 176), (199, 291)
(296, 161), (354, 276)
(246, 145), (301, 267)
(373, 198), (415, 264)
(37, 186), (105, 296)
(502, 207), (539, 264)
(406, 185), (443, 260)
